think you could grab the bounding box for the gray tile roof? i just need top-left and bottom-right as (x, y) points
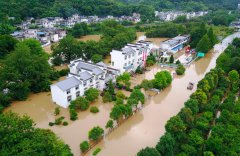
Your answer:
(92, 67), (104, 75)
(79, 71), (93, 81)
(76, 62), (95, 71)
(122, 47), (135, 55)
(96, 61), (107, 67)
(55, 76), (80, 91)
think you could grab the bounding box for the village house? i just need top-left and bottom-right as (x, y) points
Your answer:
(155, 11), (208, 21)
(50, 60), (120, 108)
(160, 35), (190, 54)
(110, 41), (153, 74)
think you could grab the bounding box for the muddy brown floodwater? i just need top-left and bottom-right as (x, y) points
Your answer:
(5, 32), (236, 156)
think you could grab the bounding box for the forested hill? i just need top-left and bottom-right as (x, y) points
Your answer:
(120, 0), (239, 10)
(0, 0), (238, 22)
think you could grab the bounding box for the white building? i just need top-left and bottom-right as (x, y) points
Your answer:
(110, 41), (153, 74)
(160, 35), (190, 54)
(51, 60), (120, 108)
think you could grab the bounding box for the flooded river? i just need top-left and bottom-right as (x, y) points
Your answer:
(5, 32), (240, 156)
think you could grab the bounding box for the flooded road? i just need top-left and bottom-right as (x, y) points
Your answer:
(5, 32), (240, 156)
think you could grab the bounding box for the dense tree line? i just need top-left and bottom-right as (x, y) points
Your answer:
(0, 0), (155, 23)
(0, 112), (72, 155)
(0, 37), (59, 111)
(138, 41), (240, 155)
(52, 20), (136, 65)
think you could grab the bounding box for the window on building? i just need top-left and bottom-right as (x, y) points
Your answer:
(125, 56), (127, 60)
(66, 90), (70, 94)
(124, 63), (127, 66)
(67, 96), (72, 102)
(128, 61), (131, 65)
(101, 74), (104, 78)
(95, 76), (98, 80)
(90, 79), (93, 83)
(76, 91), (80, 97)
(83, 81), (87, 86)
(75, 86), (79, 90)
(112, 61), (114, 66)
(128, 55), (131, 58)
(132, 53), (134, 57)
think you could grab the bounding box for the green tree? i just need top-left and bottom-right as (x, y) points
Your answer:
(176, 64), (185, 75)
(105, 119), (114, 130)
(110, 104), (123, 122)
(102, 91), (113, 103)
(52, 35), (81, 63)
(80, 141), (89, 153)
(141, 79), (153, 91)
(73, 97), (90, 111)
(207, 27), (218, 47)
(88, 126), (104, 141)
(129, 89), (145, 104)
(0, 112), (72, 155)
(0, 35), (18, 58)
(85, 88), (99, 102)
(184, 99), (199, 115)
(91, 54), (103, 63)
(196, 34), (212, 53)
(165, 116), (186, 139)
(137, 147), (161, 156)
(156, 133), (175, 156)
(169, 55), (174, 63)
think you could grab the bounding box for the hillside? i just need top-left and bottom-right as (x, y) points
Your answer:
(0, 0), (238, 22)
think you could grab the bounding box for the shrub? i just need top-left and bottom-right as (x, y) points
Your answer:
(55, 116), (65, 125)
(58, 69), (69, 76)
(93, 148), (101, 156)
(176, 64), (186, 75)
(74, 97), (90, 111)
(54, 107), (60, 115)
(80, 141), (90, 153)
(116, 91), (127, 99)
(63, 121), (68, 126)
(90, 106), (99, 113)
(69, 108), (78, 121)
(102, 91), (112, 103)
(49, 122), (55, 126)
(88, 126), (104, 141)
(85, 88), (99, 102)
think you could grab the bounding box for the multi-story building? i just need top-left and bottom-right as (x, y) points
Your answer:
(160, 35), (190, 54)
(110, 41), (153, 74)
(50, 60), (120, 108)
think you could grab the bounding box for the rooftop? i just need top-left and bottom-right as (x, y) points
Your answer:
(54, 76), (80, 91)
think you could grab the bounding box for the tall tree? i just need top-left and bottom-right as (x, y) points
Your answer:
(196, 34), (212, 53)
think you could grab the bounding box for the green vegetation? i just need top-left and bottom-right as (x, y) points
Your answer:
(0, 38), (55, 110)
(52, 21), (136, 64)
(93, 147), (101, 156)
(55, 116), (65, 125)
(152, 71), (172, 90)
(0, 112), (72, 155)
(69, 23), (90, 38)
(116, 72), (131, 90)
(70, 97), (90, 111)
(90, 106), (99, 113)
(80, 141), (90, 153)
(137, 147), (160, 156)
(105, 119), (114, 130)
(63, 121), (68, 126)
(54, 107), (60, 115)
(146, 53), (156, 67)
(176, 64), (186, 75)
(85, 88), (99, 102)
(88, 126), (104, 141)
(69, 108), (78, 121)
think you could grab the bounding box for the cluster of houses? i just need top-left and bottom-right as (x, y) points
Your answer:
(10, 13), (141, 46)
(230, 20), (240, 29)
(51, 40), (154, 108)
(155, 11), (208, 21)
